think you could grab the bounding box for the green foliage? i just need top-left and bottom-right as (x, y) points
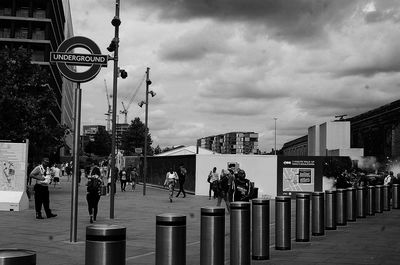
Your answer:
(84, 127), (112, 156)
(0, 47), (67, 162)
(120, 117), (153, 156)
(154, 145), (162, 155)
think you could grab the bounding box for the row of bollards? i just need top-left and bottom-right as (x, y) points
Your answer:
(81, 183), (400, 265)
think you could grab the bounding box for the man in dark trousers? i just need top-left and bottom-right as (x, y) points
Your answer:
(175, 164), (187, 198)
(29, 157), (57, 219)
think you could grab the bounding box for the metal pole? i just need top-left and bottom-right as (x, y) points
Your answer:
(143, 67), (150, 196)
(200, 207), (225, 265)
(230, 201), (251, 265)
(110, 0), (120, 219)
(296, 193), (310, 242)
(70, 82), (81, 242)
(275, 196), (291, 250)
(274, 118), (277, 155)
(156, 214), (186, 265)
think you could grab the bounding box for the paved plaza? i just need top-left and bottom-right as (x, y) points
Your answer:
(0, 178), (399, 265)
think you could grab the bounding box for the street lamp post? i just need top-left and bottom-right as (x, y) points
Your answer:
(274, 118), (277, 155)
(109, 0), (121, 219)
(139, 67), (154, 196)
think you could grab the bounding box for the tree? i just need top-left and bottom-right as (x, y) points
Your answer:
(84, 127), (112, 156)
(120, 117), (153, 156)
(154, 145), (162, 155)
(0, 47), (67, 162)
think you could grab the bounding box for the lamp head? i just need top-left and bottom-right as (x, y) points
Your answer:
(138, 101), (145, 108)
(149, 91), (156, 97)
(107, 39), (117, 52)
(111, 16), (121, 27)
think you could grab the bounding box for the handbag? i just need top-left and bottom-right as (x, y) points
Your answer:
(100, 184), (107, 196)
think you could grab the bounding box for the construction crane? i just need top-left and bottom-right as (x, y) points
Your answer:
(104, 79), (112, 132)
(120, 102), (128, 124)
(119, 72), (146, 125)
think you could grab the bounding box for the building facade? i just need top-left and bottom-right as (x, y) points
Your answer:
(281, 100), (400, 158)
(0, 0), (75, 158)
(116, 123), (129, 150)
(197, 132), (259, 154)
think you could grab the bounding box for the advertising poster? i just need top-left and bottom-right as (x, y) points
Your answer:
(0, 141), (28, 192)
(277, 156), (323, 197)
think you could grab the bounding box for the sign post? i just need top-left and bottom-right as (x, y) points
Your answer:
(51, 36), (108, 243)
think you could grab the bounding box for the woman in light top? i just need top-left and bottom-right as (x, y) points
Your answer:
(164, 168), (179, 203)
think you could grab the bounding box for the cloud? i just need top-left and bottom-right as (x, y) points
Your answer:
(159, 23), (233, 61)
(125, 0), (359, 44)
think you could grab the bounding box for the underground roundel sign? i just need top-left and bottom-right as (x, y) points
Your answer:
(50, 36), (108, 83)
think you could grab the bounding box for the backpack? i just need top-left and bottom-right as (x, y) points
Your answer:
(219, 175), (230, 192)
(87, 178), (101, 194)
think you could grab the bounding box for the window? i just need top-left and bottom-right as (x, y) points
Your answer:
(16, 7), (30, 17)
(0, 28), (11, 38)
(32, 28), (45, 40)
(0, 7), (12, 16)
(15, 27), (29, 39)
(33, 8), (46, 19)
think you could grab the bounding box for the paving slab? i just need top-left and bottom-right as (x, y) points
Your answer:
(0, 178), (399, 265)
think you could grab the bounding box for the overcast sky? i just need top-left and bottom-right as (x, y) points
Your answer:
(69, 0), (400, 152)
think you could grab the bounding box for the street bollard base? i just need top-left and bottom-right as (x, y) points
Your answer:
(252, 255), (269, 260)
(296, 238), (310, 242)
(325, 227), (337, 230)
(347, 219), (356, 222)
(312, 232), (325, 236)
(275, 246), (291, 250)
(357, 215), (366, 218)
(337, 223), (347, 226)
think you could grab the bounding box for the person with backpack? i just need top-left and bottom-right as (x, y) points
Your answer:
(216, 169), (234, 213)
(86, 166), (103, 223)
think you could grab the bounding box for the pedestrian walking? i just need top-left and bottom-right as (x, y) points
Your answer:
(119, 167), (127, 192)
(129, 167), (138, 191)
(164, 168), (178, 203)
(51, 164), (61, 188)
(86, 166), (103, 223)
(29, 157), (57, 219)
(207, 167), (219, 199)
(175, 164), (187, 198)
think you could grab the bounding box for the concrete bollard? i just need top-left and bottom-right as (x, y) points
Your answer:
(275, 196), (291, 250)
(85, 224), (126, 265)
(346, 187), (356, 222)
(336, 189), (347, 226)
(296, 193), (310, 242)
(356, 186), (366, 218)
(383, 185), (390, 211)
(367, 186), (375, 216)
(200, 207), (225, 265)
(312, 192), (324, 236)
(230, 201), (251, 265)
(325, 190), (337, 230)
(375, 185), (383, 213)
(251, 199), (270, 260)
(393, 184), (400, 209)
(156, 214), (186, 265)
(0, 249), (36, 265)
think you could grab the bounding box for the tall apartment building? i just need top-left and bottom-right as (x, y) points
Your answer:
(116, 123), (129, 150)
(197, 132), (259, 154)
(0, 0), (75, 158)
